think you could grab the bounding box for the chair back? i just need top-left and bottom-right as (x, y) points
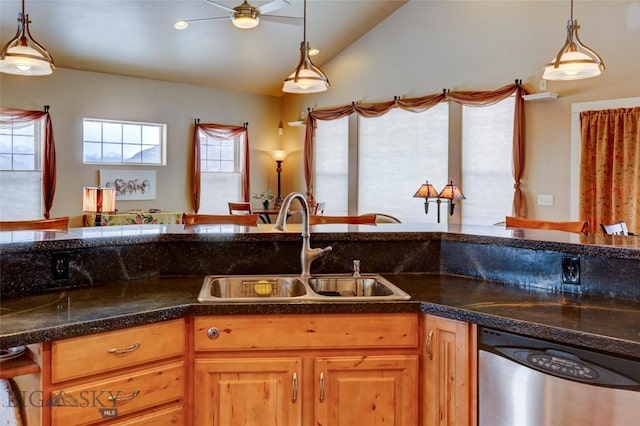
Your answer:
(0, 216), (70, 232)
(363, 213), (402, 223)
(505, 216), (589, 235)
(183, 213), (259, 226)
(313, 202), (326, 215)
(600, 221), (629, 235)
(310, 214), (377, 225)
(228, 202), (253, 215)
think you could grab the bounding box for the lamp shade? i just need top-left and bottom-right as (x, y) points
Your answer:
(542, 2), (604, 81)
(271, 150), (288, 162)
(413, 181), (439, 199)
(283, 43), (330, 94)
(0, 1), (55, 76)
(83, 187), (116, 213)
(438, 181), (465, 200)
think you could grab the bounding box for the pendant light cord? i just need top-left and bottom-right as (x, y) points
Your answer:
(303, 0), (307, 45)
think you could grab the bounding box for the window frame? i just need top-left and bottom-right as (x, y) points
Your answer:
(82, 117), (167, 166)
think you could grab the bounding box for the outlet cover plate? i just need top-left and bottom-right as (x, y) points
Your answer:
(562, 256), (580, 285)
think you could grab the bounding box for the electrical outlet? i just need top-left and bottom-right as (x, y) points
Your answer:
(537, 194), (554, 206)
(52, 252), (69, 280)
(539, 79), (547, 91)
(562, 256), (580, 285)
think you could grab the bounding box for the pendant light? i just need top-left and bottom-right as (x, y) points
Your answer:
(542, 0), (604, 81)
(0, 0), (55, 76)
(282, 0), (329, 94)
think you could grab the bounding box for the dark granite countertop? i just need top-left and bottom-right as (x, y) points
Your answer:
(1, 273), (638, 359)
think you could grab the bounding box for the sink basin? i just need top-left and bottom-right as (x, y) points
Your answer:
(198, 274), (411, 303)
(308, 274), (411, 301)
(198, 276), (308, 302)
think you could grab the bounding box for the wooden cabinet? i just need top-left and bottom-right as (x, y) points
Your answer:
(194, 357), (302, 426)
(194, 314), (420, 426)
(423, 314), (477, 426)
(314, 355), (418, 425)
(47, 319), (186, 426)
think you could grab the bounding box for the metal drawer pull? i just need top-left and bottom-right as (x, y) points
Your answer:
(207, 327), (220, 340)
(107, 343), (140, 354)
(108, 390), (140, 403)
(319, 372), (325, 403)
(426, 329), (434, 360)
(292, 372), (298, 403)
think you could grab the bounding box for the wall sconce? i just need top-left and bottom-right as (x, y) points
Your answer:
(271, 150), (288, 207)
(278, 121), (283, 136)
(83, 186), (116, 226)
(413, 180), (465, 223)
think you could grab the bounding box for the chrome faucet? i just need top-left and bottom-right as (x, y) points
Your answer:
(273, 192), (332, 279)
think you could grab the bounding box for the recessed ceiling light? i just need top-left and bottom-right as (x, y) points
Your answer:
(174, 20), (189, 30)
(308, 48), (320, 56)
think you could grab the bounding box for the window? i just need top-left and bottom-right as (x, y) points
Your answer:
(198, 131), (243, 213)
(313, 100), (514, 224)
(83, 118), (166, 165)
(0, 117), (42, 220)
(315, 117), (349, 215)
(359, 105), (449, 223)
(461, 97), (515, 225)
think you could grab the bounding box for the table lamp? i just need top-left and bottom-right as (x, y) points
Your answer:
(83, 187), (116, 226)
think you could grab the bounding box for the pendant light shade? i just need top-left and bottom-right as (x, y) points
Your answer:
(0, 0), (55, 76)
(282, 0), (329, 94)
(542, 0), (604, 81)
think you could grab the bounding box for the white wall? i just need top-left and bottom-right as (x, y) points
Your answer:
(282, 0), (640, 221)
(0, 68), (283, 226)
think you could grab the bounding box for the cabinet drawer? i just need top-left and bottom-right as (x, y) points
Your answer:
(50, 361), (184, 426)
(102, 403), (184, 425)
(52, 319), (185, 383)
(194, 313), (418, 351)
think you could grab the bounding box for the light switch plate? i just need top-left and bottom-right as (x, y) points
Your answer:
(537, 194), (554, 206)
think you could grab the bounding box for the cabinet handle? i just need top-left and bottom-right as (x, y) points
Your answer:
(207, 327), (220, 340)
(319, 372), (325, 403)
(426, 329), (434, 360)
(107, 343), (140, 354)
(107, 390), (140, 404)
(292, 372), (298, 403)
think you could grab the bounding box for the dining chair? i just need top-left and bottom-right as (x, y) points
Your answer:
(0, 216), (70, 232)
(183, 213), (259, 226)
(309, 214), (377, 225)
(600, 221), (631, 235)
(313, 202), (326, 216)
(228, 202), (253, 215)
(364, 213), (402, 224)
(505, 216), (590, 235)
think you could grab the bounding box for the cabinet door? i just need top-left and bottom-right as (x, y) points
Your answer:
(193, 357), (302, 426)
(314, 355), (418, 426)
(423, 315), (477, 426)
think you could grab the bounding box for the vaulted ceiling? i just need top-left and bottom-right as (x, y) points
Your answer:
(0, 0), (407, 96)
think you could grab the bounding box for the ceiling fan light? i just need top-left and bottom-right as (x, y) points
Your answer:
(232, 11), (260, 29)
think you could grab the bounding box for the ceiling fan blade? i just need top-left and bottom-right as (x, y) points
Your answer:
(260, 15), (302, 25)
(183, 16), (230, 25)
(203, 0), (235, 13)
(257, 0), (291, 15)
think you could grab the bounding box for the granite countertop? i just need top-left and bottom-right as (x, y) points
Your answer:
(1, 273), (638, 358)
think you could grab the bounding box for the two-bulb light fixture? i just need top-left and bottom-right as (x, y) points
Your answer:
(0, 0), (55, 76)
(542, 0), (604, 81)
(413, 181), (465, 223)
(282, 0), (329, 94)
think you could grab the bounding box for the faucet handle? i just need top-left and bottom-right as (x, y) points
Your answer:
(353, 259), (361, 277)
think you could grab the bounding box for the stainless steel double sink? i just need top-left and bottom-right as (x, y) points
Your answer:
(197, 274), (411, 303)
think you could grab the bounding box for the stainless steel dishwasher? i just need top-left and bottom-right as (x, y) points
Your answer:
(479, 327), (640, 426)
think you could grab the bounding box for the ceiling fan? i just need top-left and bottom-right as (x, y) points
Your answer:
(175, 0), (301, 30)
